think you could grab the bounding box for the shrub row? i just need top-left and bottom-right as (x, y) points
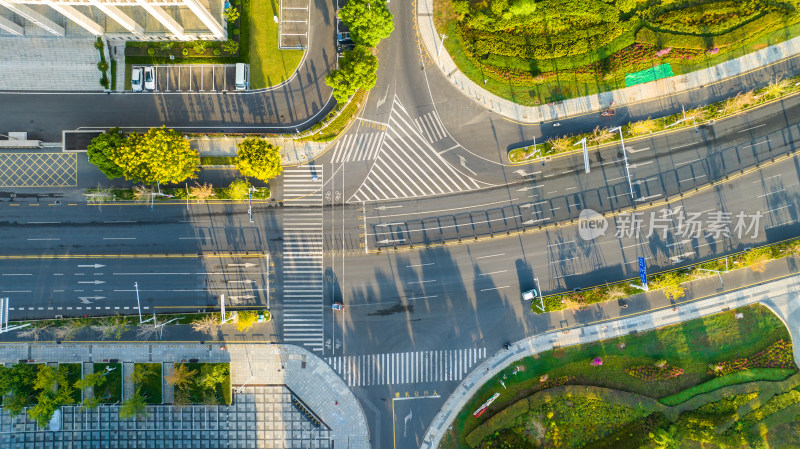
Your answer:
(465, 397), (529, 447)
(626, 364), (685, 381)
(635, 12), (797, 49)
(582, 412), (669, 449)
(710, 340), (795, 376)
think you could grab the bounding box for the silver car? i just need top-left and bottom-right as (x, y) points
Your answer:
(143, 66), (156, 91)
(131, 67), (143, 92)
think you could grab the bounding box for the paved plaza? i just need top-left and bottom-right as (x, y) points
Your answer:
(0, 343), (369, 449)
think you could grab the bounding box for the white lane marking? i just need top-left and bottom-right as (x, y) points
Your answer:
(547, 240), (575, 247)
(406, 263), (434, 268)
(766, 205), (792, 214)
(476, 253), (505, 259)
(671, 142), (697, 150)
(2, 273), (31, 276)
(408, 280), (436, 284)
(675, 158), (701, 167)
(737, 124), (766, 133)
(103, 237), (136, 240)
(104, 220), (137, 223)
(626, 147), (650, 154)
(480, 286), (509, 292)
(27, 238), (60, 241)
(753, 174), (782, 183)
(26, 221), (61, 224)
(479, 270), (508, 276)
(757, 188), (786, 198)
(366, 199), (510, 220)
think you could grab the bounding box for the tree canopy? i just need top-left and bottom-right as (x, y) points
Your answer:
(339, 0), (394, 47)
(325, 46), (379, 104)
(87, 127), (199, 184)
(234, 138), (283, 182)
(87, 128), (125, 179)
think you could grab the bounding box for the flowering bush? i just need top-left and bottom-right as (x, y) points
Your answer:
(626, 363), (685, 381)
(709, 339), (794, 376)
(591, 357), (603, 366)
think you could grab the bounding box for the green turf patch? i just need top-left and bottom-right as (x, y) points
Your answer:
(300, 89), (368, 142)
(93, 363), (122, 404)
(249, 0), (305, 88)
(660, 368), (797, 406)
(200, 156), (235, 165)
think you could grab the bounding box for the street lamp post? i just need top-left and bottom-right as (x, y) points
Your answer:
(248, 186), (257, 223)
(609, 126), (635, 200)
(437, 34), (448, 57)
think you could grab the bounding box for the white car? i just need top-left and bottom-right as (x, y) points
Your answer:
(522, 289), (538, 301)
(143, 67), (156, 91)
(131, 67), (143, 92)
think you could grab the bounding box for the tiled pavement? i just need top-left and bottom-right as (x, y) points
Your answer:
(420, 272), (800, 449)
(0, 344), (369, 449)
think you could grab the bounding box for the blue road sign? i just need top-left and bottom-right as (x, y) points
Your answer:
(638, 257), (648, 286)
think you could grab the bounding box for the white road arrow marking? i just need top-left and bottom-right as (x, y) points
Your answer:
(78, 264), (106, 268)
(459, 156), (477, 175)
(227, 280), (254, 284)
(378, 239), (405, 244)
(227, 263), (257, 268)
(77, 280), (105, 285)
(374, 205), (403, 211)
(78, 296), (105, 304)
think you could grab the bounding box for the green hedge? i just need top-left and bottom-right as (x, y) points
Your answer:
(659, 369), (797, 406)
(465, 397), (530, 448)
(636, 12), (797, 49)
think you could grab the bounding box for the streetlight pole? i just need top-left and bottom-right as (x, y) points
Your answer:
(248, 186), (257, 223)
(134, 282), (142, 323)
(437, 34), (448, 57)
(610, 126), (635, 200)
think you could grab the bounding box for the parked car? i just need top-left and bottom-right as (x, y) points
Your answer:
(131, 67), (143, 92)
(332, 302), (344, 311)
(144, 66), (156, 91)
(601, 109), (616, 117)
(337, 32), (351, 43)
(522, 288), (538, 301)
(337, 42), (355, 55)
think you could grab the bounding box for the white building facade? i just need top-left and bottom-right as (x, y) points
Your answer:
(0, 0), (226, 40)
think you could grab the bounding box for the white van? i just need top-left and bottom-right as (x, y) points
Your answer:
(235, 63), (249, 91)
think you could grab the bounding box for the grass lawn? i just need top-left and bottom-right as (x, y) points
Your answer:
(61, 363), (83, 403)
(134, 363), (163, 404)
(249, 0), (305, 89)
(452, 304), (794, 448)
(93, 363), (122, 404)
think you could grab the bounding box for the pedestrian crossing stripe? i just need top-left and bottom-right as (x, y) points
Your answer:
(325, 348), (487, 387)
(349, 99), (487, 202)
(330, 131), (384, 163)
(414, 111), (448, 143)
(282, 167), (324, 353)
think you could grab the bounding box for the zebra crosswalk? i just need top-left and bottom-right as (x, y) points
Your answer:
(325, 348), (487, 387)
(414, 111), (448, 143)
(329, 131), (383, 163)
(282, 167), (324, 352)
(349, 99), (485, 202)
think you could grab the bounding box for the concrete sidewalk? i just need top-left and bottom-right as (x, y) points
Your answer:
(190, 136), (328, 166)
(416, 0), (800, 123)
(419, 262), (800, 449)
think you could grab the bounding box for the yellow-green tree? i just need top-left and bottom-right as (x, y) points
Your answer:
(108, 126), (199, 184)
(234, 138), (283, 182)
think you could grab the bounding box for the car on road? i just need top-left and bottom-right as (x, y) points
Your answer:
(332, 302), (344, 311)
(143, 66), (156, 91)
(522, 288), (538, 301)
(601, 109), (616, 117)
(131, 67), (143, 92)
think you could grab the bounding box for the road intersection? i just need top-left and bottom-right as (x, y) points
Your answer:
(3, 0), (800, 447)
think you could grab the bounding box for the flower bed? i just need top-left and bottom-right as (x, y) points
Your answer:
(626, 363), (685, 381)
(710, 339), (794, 376)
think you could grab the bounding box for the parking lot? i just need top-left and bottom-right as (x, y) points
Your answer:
(131, 64), (241, 92)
